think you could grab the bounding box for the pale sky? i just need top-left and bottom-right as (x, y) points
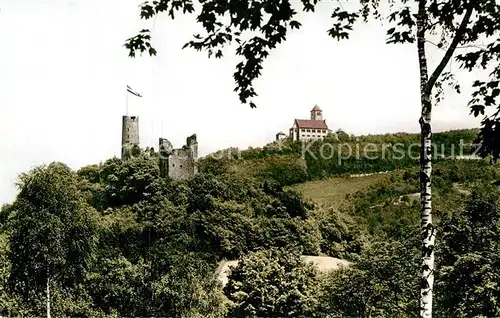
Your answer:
(0, 0), (483, 204)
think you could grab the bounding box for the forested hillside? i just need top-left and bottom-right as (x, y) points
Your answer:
(1, 128), (498, 317)
(199, 128), (478, 185)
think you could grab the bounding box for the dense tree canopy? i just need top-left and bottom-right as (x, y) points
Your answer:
(9, 163), (99, 316)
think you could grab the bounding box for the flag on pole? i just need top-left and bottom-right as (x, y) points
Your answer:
(127, 85), (142, 97)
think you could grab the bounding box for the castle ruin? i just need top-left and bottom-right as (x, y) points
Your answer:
(159, 135), (198, 180)
(121, 115), (198, 180)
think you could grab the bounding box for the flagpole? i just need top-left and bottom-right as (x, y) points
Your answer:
(126, 85), (129, 116)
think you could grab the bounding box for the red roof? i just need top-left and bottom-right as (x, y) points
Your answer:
(295, 119), (328, 129)
(311, 105), (321, 112)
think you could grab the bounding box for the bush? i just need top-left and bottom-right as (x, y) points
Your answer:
(436, 189), (500, 317)
(319, 237), (419, 318)
(225, 248), (321, 317)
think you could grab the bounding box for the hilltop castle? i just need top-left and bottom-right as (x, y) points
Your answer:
(287, 105), (331, 141)
(121, 115), (198, 180)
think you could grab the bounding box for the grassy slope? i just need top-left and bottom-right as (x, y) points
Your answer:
(292, 173), (388, 209)
(293, 160), (500, 219)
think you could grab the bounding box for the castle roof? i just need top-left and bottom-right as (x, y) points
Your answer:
(276, 131), (287, 136)
(311, 105), (321, 112)
(295, 119), (328, 130)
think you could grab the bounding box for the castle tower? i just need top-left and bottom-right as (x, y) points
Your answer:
(310, 105), (323, 120)
(121, 116), (140, 160)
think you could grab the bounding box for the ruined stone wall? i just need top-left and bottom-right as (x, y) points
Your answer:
(158, 134), (198, 180)
(121, 116), (140, 160)
(168, 148), (196, 180)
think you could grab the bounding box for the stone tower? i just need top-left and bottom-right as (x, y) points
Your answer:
(121, 116), (140, 160)
(310, 105), (323, 121)
(158, 134), (198, 180)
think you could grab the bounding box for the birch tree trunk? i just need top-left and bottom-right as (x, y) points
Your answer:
(47, 267), (51, 318)
(416, 1), (434, 317)
(416, 1), (474, 316)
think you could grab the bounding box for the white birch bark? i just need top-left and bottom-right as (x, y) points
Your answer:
(416, 1), (474, 316)
(416, 1), (434, 313)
